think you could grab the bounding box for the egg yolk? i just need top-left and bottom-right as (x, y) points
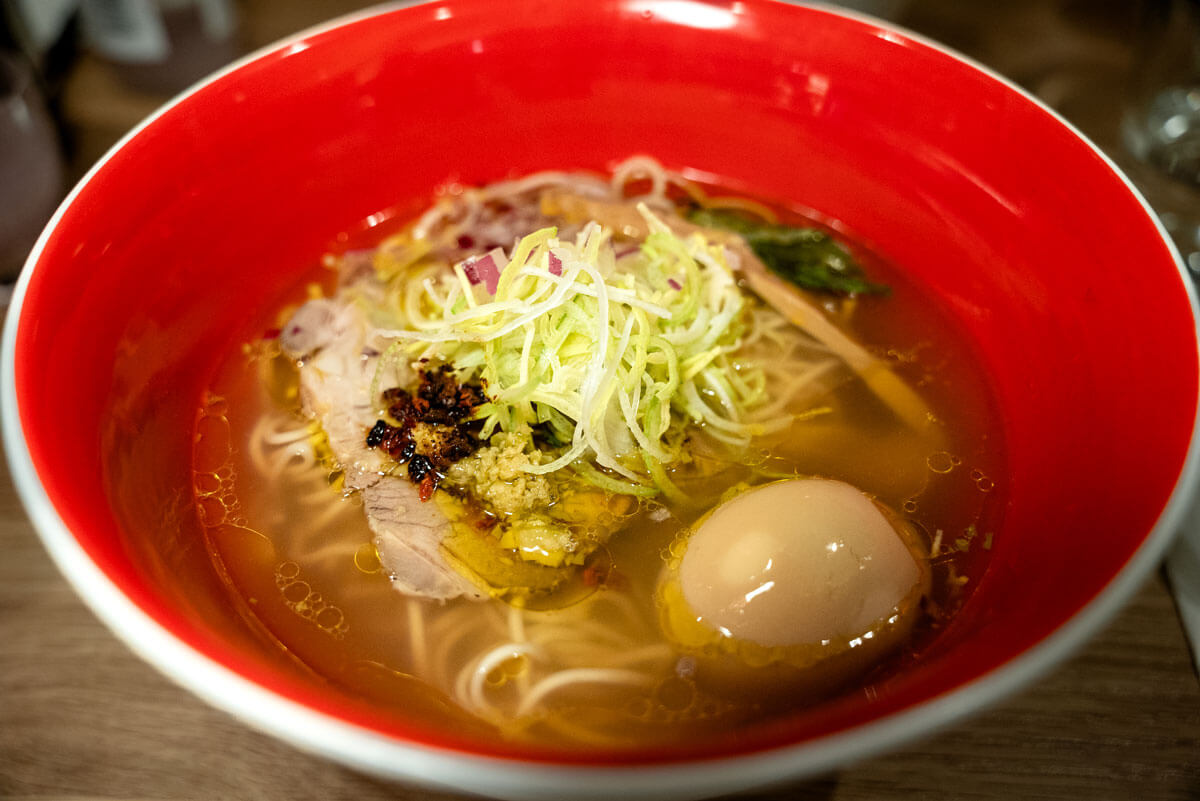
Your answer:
(677, 478), (924, 649)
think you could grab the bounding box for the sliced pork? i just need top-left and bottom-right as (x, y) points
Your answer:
(282, 292), (484, 601)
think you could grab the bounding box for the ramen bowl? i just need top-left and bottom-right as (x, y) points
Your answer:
(4, 1), (1198, 799)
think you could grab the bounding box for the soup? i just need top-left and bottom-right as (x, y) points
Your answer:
(192, 158), (1005, 749)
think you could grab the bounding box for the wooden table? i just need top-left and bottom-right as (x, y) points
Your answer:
(5, 1), (1200, 798)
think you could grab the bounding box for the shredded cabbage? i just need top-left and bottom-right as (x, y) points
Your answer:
(376, 205), (790, 495)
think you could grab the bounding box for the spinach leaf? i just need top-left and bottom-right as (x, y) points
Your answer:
(687, 207), (889, 296)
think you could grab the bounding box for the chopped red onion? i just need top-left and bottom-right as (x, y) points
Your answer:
(462, 248), (505, 294)
(668, 278), (682, 290)
(548, 251), (563, 277)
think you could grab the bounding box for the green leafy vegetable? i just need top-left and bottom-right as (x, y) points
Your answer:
(686, 207), (889, 296)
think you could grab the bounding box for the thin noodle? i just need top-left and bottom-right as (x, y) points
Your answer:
(462, 642), (543, 717)
(407, 599), (428, 676)
(517, 668), (656, 717)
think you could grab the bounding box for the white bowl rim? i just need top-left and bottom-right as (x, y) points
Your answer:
(4, 2), (1199, 799)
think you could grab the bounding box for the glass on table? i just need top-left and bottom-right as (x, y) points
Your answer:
(1121, 0), (1200, 276)
(0, 49), (65, 284)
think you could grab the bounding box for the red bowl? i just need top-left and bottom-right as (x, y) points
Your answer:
(4, 1), (1199, 798)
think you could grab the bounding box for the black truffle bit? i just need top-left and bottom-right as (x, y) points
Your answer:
(365, 366), (486, 501)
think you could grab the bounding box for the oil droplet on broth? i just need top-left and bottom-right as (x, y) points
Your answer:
(485, 654), (529, 688)
(315, 606), (345, 630)
(282, 580), (310, 603)
(194, 471), (222, 495)
(926, 451), (958, 474)
(354, 542), (383, 574)
(196, 496), (226, 526)
(275, 561), (350, 638)
(970, 469), (995, 492)
(654, 676), (695, 712)
(626, 697), (651, 719)
(198, 385), (355, 643)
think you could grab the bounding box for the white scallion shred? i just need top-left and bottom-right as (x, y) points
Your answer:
(378, 212), (789, 494)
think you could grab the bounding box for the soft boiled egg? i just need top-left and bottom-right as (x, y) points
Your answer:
(657, 478), (931, 699)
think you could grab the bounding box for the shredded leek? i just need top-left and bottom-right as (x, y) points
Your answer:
(376, 206), (786, 495)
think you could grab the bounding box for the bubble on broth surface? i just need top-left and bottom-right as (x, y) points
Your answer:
(971, 469), (995, 493)
(193, 394), (247, 528)
(926, 451), (959, 474)
(354, 543), (384, 574)
(275, 561), (350, 638)
(195, 391), (353, 639)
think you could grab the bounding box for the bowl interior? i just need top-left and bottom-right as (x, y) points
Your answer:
(8, 0), (1198, 769)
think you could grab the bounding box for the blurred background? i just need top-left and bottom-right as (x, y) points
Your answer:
(0, 0), (1197, 288)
